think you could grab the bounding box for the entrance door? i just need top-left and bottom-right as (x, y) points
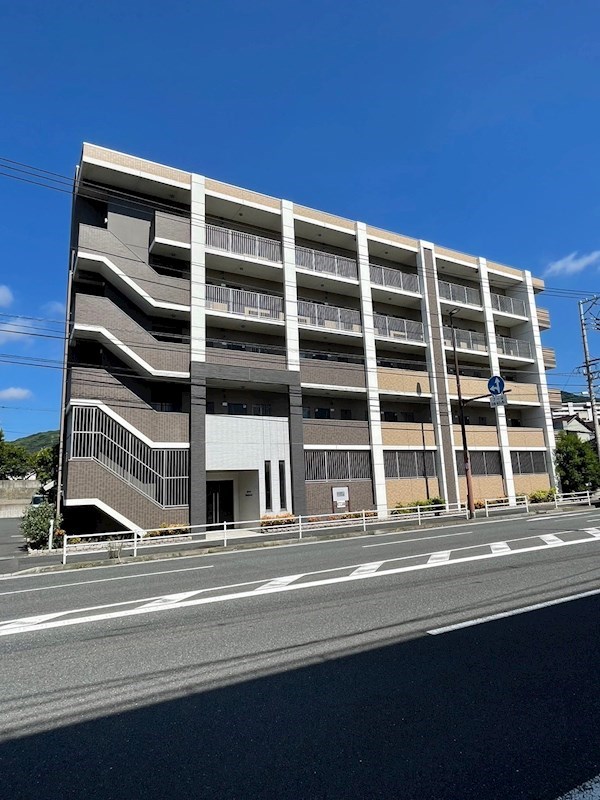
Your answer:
(207, 481), (234, 526)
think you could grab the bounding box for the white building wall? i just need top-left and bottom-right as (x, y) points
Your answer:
(190, 174), (206, 363)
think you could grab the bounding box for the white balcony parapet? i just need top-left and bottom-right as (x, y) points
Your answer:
(295, 245), (358, 280)
(497, 334), (533, 359)
(374, 313), (425, 343)
(443, 326), (487, 352)
(297, 300), (362, 333)
(206, 284), (284, 321)
(438, 280), (481, 307)
(206, 223), (282, 263)
(370, 264), (420, 294)
(491, 292), (527, 317)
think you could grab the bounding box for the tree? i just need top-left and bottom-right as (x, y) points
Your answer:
(554, 431), (600, 493)
(0, 429), (31, 480)
(33, 443), (59, 502)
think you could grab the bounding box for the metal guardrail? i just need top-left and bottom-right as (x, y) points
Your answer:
(297, 300), (362, 332)
(555, 491), (592, 507)
(484, 495), (529, 517)
(491, 292), (527, 317)
(496, 335), (533, 359)
(295, 245), (358, 280)
(374, 313), (425, 343)
(206, 223), (282, 263)
(206, 284), (284, 321)
(442, 326), (487, 352)
(370, 264), (420, 294)
(60, 502), (469, 564)
(438, 280), (481, 307)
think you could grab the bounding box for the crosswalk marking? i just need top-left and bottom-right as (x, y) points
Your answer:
(428, 551), (451, 564)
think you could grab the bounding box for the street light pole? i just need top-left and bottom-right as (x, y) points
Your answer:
(579, 298), (600, 462)
(449, 310), (475, 519)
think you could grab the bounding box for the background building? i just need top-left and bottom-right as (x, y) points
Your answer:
(60, 144), (558, 532)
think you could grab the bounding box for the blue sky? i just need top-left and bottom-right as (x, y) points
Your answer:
(1, 0), (599, 438)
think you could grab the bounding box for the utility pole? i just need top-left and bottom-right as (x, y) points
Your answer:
(579, 298), (600, 462)
(449, 310), (475, 519)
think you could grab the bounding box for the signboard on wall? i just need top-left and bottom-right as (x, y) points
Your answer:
(332, 486), (349, 509)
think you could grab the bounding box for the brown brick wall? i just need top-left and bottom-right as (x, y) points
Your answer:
(377, 367), (429, 395)
(66, 460), (189, 531)
(458, 475), (506, 503)
(385, 478), (441, 507)
(381, 423), (436, 446)
(83, 144), (191, 186)
(303, 420), (370, 445)
(513, 474), (551, 495)
(300, 359), (366, 388)
(152, 211), (190, 246)
(305, 481), (374, 515)
(207, 348), (287, 371)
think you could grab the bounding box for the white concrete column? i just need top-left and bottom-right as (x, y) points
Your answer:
(356, 222), (387, 513)
(523, 271), (558, 486)
(281, 200), (300, 371)
(479, 258), (516, 502)
(190, 175), (206, 363)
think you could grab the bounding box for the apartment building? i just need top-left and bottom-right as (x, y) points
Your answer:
(60, 143), (559, 532)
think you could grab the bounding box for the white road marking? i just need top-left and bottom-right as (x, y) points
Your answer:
(529, 510), (593, 522)
(364, 530), (474, 548)
(255, 574), (304, 592)
(0, 612), (70, 632)
(350, 562), (384, 576)
(585, 528), (600, 537)
(490, 542), (511, 554)
(10, 535), (21, 538)
(2, 533), (599, 638)
(554, 773), (600, 799)
(0, 564), (215, 596)
(541, 534), (564, 545)
(427, 587), (600, 635)
(427, 551), (450, 564)
(138, 591), (203, 609)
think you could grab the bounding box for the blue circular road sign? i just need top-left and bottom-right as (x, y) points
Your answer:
(488, 375), (505, 395)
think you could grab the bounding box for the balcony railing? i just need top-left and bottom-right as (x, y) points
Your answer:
(438, 280), (481, 307)
(491, 292), (527, 317)
(370, 264), (420, 294)
(443, 326), (487, 352)
(295, 245), (358, 280)
(206, 284), (284, 321)
(297, 300), (362, 333)
(374, 313), (425, 343)
(206, 223), (282, 263)
(497, 335), (533, 360)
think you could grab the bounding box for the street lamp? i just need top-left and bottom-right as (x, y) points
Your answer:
(448, 309), (476, 519)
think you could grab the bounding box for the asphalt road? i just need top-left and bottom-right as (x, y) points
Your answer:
(1, 508), (600, 799)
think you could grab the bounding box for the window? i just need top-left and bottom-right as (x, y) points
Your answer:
(279, 460), (286, 509)
(206, 401), (215, 414)
(304, 450), (372, 481)
(252, 404), (272, 416)
(455, 451), (502, 476)
(302, 407), (311, 419)
(340, 409), (353, 420)
(227, 403), (247, 415)
(315, 408), (332, 420)
(382, 411), (398, 422)
(384, 450), (437, 479)
(509, 419), (522, 428)
(264, 461), (272, 510)
(478, 416), (488, 426)
(400, 411), (415, 423)
(511, 451), (548, 474)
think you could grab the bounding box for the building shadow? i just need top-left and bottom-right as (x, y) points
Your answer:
(2, 596), (600, 799)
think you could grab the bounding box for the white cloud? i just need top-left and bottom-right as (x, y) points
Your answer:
(0, 387), (32, 401)
(0, 285), (13, 307)
(42, 300), (66, 316)
(0, 319), (31, 345)
(544, 250), (600, 277)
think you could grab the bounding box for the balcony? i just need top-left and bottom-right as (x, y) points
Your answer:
(295, 245), (358, 281)
(297, 300), (362, 334)
(370, 264), (420, 295)
(206, 223), (282, 264)
(377, 367), (431, 396)
(381, 421), (436, 447)
(438, 280), (481, 308)
(497, 335), (533, 360)
(374, 314), (425, 344)
(150, 211), (190, 257)
(491, 292), (527, 318)
(537, 307), (550, 329)
(205, 285), (284, 324)
(443, 326), (487, 353)
(543, 346), (557, 370)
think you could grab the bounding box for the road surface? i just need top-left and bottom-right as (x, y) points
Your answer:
(1, 508), (600, 799)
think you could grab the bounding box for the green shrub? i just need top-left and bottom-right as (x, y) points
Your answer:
(528, 488), (557, 503)
(392, 497), (445, 515)
(20, 502), (62, 549)
(260, 513), (296, 528)
(146, 522), (189, 537)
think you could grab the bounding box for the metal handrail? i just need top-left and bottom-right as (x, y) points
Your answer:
(374, 313), (425, 343)
(297, 300), (362, 332)
(206, 223), (282, 263)
(369, 264), (420, 294)
(442, 326), (487, 352)
(438, 280), (481, 307)
(295, 245), (358, 280)
(206, 284), (284, 321)
(496, 334), (533, 359)
(491, 292), (527, 317)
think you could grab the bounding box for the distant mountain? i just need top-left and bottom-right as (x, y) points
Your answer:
(10, 430), (59, 454)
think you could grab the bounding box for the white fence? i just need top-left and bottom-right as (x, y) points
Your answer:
(442, 326), (487, 353)
(438, 280), (481, 307)
(555, 491), (592, 507)
(491, 292), (527, 318)
(496, 335), (533, 360)
(206, 284), (284, 321)
(206, 223), (282, 263)
(484, 495), (529, 517)
(297, 300), (362, 333)
(295, 245), (358, 280)
(60, 502), (469, 564)
(370, 265), (420, 294)
(373, 313), (425, 343)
